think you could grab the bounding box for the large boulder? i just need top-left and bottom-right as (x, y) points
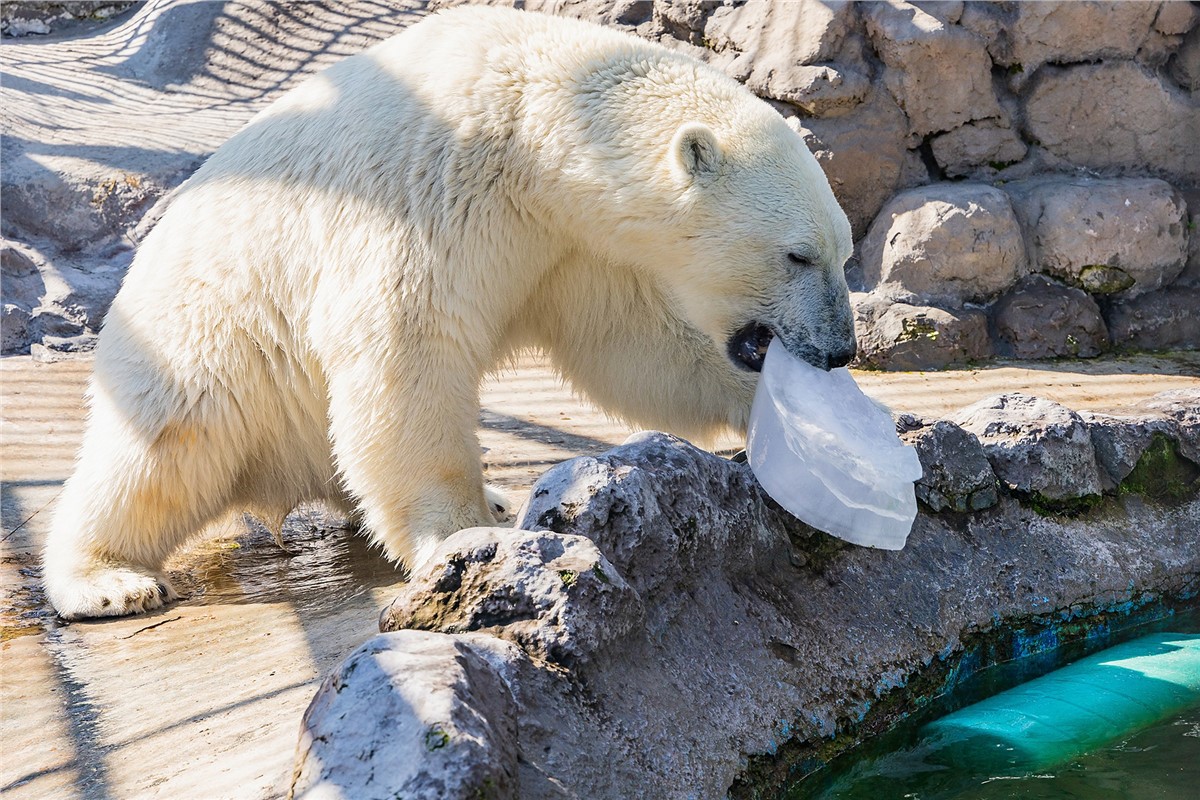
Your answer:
(1023, 61), (1200, 184)
(952, 393), (1105, 502)
(989, 276), (1109, 359)
(899, 418), (1000, 512)
(860, 183), (1024, 304)
(789, 88), (909, 237)
(291, 630), (520, 800)
(704, 0), (864, 114)
(1004, 177), (1189, 298)
(862, 0), (1004, 138)
(380, 528), (641, 668)
(852, 292), (992, 370)
(963, 1), (1162, 87)
(1105, 287), (1200, 352)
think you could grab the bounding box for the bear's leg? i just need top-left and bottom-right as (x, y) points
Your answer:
(43, 380), (239, 620)
(532, 260), (758, 439)
(324, 357), (496, 569)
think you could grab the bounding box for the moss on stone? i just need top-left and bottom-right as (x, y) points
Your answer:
(1019, 491), (1104, 518)
(1077, 264), (1135, 294)
(1120, 433), (1200, 501)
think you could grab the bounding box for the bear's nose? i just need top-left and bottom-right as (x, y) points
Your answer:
(826, 344), (856, 370)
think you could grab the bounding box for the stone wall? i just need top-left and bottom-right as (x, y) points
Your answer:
(288, 388), (1199, 799)
(2, 0), (1198, 363)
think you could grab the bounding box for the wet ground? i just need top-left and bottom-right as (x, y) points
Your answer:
(2, 352), (1197, 799)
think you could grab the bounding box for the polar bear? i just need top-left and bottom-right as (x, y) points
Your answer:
(43, 6), (855, 620)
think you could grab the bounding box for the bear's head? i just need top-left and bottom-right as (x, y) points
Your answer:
(654, 111), (857, 374)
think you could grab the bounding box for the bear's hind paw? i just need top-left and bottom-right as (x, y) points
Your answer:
(47, 566), (177, 621)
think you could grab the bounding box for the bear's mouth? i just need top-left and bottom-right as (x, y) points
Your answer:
(727, 322), (775, 372)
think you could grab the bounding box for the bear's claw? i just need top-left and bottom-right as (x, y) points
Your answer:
(47, 567), (178, 621)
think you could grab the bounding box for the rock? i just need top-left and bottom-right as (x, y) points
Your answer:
(1137, 389), (1200, 465)
(652, 0), (721, 44)
(750, 63), (870, 117)
(1081, 411), (1183, 491)
(380, 527), (641, 668)
(291, 630), (519, 800)
(1, 305), (32, 354)
(299, 426), (1200, 798)
(900, 419), (999, 512)
(912, 1), (963, 25)
(862, 0), (1003, 137)
(1155, 1), (1197, 36)
(1023, 62), (1200, 184)
(1177, 186), (1200, 288)
(1003, 177), (1189, 298)
(0, 240), (44, 349)
(703, 1), (866, 116)
(517, 432), (787, 600)
(860, 183), (1024, 304)
(853, 293), (992, 370)
(1169, 22), (1200, 90)
(1105, 287), (1200, 352)
(989, 276), (1109, 359)
(929, 119), (1027, 178)
(1, 2), (134, 38)
(965, 1), (1160, 88)
(788, 87), (908, 236)
(953, 393), (1105, 501)
(703, 0), (857, 66)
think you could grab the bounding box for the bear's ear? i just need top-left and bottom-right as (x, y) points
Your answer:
(784, 115), (804, 135)
(671, 122), (722, 182)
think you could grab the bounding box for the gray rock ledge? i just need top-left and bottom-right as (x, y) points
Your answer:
(294, 397), (1199, 799)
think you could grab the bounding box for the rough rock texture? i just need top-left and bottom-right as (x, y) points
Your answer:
(1171, 21), (1200, 90)
(705, 0), (864, 114)
(1023, 61), (1200, 184)
(953, 393), (1105, 501)
(1105, 287), (1200, 352)
(989, 275), (1109, 359)
(1082, 409), (1190, 493)
(291, 630), (520, 800)
(899, 418), (999, 512)
(965, 1), (1162, 86)
(862, 0), (1003, 137)
(1004, 178), (1189, 298)
(1, 1), (134, 37)
(1140, 388), (1200, 464)
(929, 118), (1027, 178)
(300, 420), (1199, 799)
(788, 90), (909, 237)
(380, 528), (640, 667)
(852, 292), (991, 370)
(860, 183), (1024, 304)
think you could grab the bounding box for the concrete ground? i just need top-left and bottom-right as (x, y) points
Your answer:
(2, 352), (1197, 799)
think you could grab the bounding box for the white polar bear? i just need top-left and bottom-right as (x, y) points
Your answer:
(43, 6), (856, 619)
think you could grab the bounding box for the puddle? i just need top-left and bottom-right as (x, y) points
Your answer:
(168, 505), (407, 615)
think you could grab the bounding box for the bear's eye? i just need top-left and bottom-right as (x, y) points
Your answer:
(787, 252), (814, 268)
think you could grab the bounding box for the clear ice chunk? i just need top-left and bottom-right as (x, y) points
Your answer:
(746, 339), (923, 550)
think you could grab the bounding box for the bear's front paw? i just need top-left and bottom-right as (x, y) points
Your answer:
(46, 566), (177, 621)
(485, 484), (514, 523)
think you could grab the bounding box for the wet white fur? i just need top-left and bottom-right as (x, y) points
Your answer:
(43, 6), (853, 619)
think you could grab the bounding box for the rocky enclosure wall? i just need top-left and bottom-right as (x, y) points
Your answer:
(289, 389), (1199, 799)
(2, 1), (1198, 364)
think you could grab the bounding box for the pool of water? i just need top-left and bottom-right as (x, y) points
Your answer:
(794, 608), (1200, 800)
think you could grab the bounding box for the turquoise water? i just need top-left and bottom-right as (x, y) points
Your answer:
(794, 609), (1200, 800)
